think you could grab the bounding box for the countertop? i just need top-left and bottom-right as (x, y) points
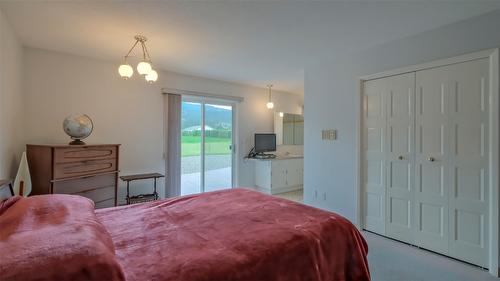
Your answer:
(247, 155), (303, 161)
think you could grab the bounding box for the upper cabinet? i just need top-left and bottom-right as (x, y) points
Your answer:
(275, 113), (304, 145)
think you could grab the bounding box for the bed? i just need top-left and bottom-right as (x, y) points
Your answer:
(0, 188), (370, 281)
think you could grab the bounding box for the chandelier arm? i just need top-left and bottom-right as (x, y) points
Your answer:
(141, 41), (147, 60)
(124, 39), (140, 59)
(143, 43), (152, 62)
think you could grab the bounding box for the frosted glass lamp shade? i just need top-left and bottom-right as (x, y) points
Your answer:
(266, 102), (274, 109)
(145, 69), (158, 83)
(118, 64), (133, 79)
(137, 61), (152, 75)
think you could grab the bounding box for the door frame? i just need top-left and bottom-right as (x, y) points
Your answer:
(181, 95), (238, 192)
(356, 48), (499, 275)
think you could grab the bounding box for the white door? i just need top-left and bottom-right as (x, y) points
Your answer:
(362, 54), (492, 268)
(362, 78), (387, 235)
(447, 58), (489, 267)
(271, 161), (287, 188)
(286, 159), (302, 187)
(385, 73), (415, 243)
(415, 65), (451, 255)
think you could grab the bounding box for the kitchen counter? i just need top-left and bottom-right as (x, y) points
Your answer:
(247, 155), (303, 161)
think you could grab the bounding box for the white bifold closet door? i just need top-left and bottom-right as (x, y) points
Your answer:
(384, 73), (415, 244)
(414, 64), (451, 255)
(363, 58), (490, 268)
(362, 72), (415, 241)
(362, 76), (387, 235)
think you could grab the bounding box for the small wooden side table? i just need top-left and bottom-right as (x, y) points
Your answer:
(120, 173), (165, 205)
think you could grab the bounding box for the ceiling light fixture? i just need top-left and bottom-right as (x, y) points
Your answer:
(118, 35), (158, 83)
(266, 84), (274, 109)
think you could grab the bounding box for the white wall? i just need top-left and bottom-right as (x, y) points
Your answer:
(0, 9), (23, 179)
(304, 9), (500, 223)
(22, 47), (302, 202)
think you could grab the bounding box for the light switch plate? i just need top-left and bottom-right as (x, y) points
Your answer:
(322, 129), (337, 140)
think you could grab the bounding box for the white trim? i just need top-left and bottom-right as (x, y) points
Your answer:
(357, 48), (500, 276)
(355, 80), (364, 230)
(231, 103), (238, 187)
(200, 103), (206, 192)
(162, 87), (244, 103)
(360, 49), (497, 81)
(488, 49), (499, 276)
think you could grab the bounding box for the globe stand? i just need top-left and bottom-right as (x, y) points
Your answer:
(69, 139), (86, 145)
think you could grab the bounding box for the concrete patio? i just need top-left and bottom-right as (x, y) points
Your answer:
(181, 155), (232, 195)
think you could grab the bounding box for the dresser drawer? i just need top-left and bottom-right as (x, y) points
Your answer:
(94, 198), (115, 209)
(54, 146), (117, 164)
(54, 159), (117, 179)
(75, 186), (115, 204)
(52, 173), (116, 194)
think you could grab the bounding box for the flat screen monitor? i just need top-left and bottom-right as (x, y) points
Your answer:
(255, 134), (276, 153)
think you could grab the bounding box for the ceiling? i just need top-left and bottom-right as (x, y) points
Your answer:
(1, 1), (500, 95)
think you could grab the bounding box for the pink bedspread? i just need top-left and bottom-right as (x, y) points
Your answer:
(0, 195), (125, 281)
(97, 188), (370, 281)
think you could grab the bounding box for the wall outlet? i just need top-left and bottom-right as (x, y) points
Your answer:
(322, 129), (337, 140)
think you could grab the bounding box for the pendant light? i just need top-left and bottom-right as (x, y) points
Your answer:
(118, 63), (133, 80)
(266, 84), (274, 109)
(145, 69), (158, 83)
(118, 35), (158, 83)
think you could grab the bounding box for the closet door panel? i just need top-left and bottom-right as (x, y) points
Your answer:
(415, 66), (450, 255)
(362, 78), (387, 235)
(448, 58), (489, 267)
(385, 73), (415, 243)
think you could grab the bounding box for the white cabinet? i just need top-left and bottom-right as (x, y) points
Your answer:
(361, 57), (492, 268)
(254, 158), (303, 194)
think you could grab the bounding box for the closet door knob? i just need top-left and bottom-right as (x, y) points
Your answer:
(398, 155), (404, 160)
(427, 157), (435, 162)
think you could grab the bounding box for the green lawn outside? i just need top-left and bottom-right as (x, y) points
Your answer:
(181, 135), (231, 157)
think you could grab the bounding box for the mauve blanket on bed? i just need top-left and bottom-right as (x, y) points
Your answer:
(97, 188), (370, 281)
(0, 195), (125, 281)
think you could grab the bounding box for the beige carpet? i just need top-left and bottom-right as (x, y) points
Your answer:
(274, 189), (303, 203)
(365, 231), (495, 281)
(267, 189), (495, 280)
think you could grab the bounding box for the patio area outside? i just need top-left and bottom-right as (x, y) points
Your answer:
(181, 101), (233, 195)
(181, 136), (232, 195)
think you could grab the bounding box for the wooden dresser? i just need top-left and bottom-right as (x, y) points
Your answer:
(26, 144), (120, 208)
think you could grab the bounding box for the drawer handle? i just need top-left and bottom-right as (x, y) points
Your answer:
(427, 156), (435, 162)
(398, 155), (404, 160)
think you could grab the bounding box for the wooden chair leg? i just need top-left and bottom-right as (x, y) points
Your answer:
(19, 181), (24, 196)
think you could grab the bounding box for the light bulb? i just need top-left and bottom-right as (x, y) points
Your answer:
(137, 61), (152, 75)
(145, 69), (158, 83)
(118, 64), (133, 79)
(279, 112), (284, 117)
(266, 102), (274, 109)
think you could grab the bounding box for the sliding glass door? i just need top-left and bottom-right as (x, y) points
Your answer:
(181, 99), (234, 195)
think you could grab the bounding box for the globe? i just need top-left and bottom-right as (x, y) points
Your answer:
(63, 114), (93, 145)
